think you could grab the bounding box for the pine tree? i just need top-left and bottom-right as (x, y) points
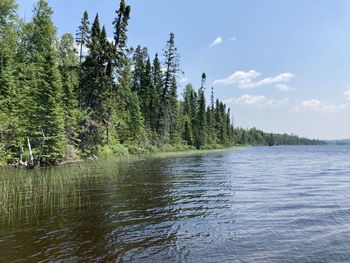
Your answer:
(131, 45), (147, 93)
(194, 73), (207, 149)
(218, 102), (228, 145)
(80, 14), (101, 110)
(182, 116), (193, 145)
(113, 0), (131, 73)
(210, 86), (215, 111)
(115, 59), (144, 144)
(80, 15), (115, 146)
(159, 33), (180, 141)
(35, 51), (66, 163)
(268, 133), (274, 146)
(57, 33), (80, 146)
(182, 84), (197, 145)
(23, 0), (66, 164)
(140, 57), (154, 130)
(163, 33), (179, 96)
(152, 53), (163, 133)
(214, 99), (222, 144)
(208, 87), (217, 144)
(127, 92), (144, 143)
(206, 105), (216, 145)
(99, 26), (115, 144)
(169, 76), (179, 143)
(76, 11), (90, 66)
(76, 11), (90, 108)
(0, 0), (20, 161)
(226, 108), (232, 144)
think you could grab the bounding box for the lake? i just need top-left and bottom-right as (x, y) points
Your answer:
(1, 146), (350, 262)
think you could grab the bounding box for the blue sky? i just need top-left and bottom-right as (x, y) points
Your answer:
(16, 0), (350, 139)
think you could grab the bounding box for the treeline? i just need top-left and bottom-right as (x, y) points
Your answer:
(233, 128), (325, 146)
(0, 0), (323, 166)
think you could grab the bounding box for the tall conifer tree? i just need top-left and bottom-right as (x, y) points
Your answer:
(195, 73), (207, 149)
(159, 33), (179, 141)
(25, 0), (66, 164)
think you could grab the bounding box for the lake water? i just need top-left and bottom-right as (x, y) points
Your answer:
(1, 146), (350, 262)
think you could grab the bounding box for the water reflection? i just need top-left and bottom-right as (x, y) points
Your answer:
(1, 146), (350, 262)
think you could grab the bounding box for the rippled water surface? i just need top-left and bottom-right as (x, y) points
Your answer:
(1, 146), (350, 262)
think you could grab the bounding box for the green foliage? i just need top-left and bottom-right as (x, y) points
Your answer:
(152, 53), (163, 132)
(0, 0), (324, 166)
(113, 0), (131, 70)
(58, 33), (80, 146)
(127, 145), (148, 155)
(231, 127), (324, 146)
(194, 73), (207, 149)
(97, 144), (129, 158)
(0, 0), (18, 27)
(76, 11), (90, 66)
(144, 145), (161, 154)
(158, 33), (180, 142)
(20, 0), (66, 164)
(126, 91), (145, 143)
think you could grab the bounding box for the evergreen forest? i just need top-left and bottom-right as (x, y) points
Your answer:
(0, 0), (324, 166)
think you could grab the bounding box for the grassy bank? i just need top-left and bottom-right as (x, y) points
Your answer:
(0, 145), (239, 224)
(0, 143), (239, 168)
(94, 144), (240, 161)
(136, 146), (239, 159)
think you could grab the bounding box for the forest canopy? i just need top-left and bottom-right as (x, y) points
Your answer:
(0, 0), (324, 166)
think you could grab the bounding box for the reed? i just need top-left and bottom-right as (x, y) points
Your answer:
(0, 147), (238, 224)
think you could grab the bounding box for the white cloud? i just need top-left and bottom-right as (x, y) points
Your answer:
(230, 37), (237, 41)
(214, 70), (261, 88)
(224, 94), (289, 108)
(225, 94), (346, 113)
(224, 94), (265, 105)
(276, 83), (291, 92)
(256, 72), (294, 86)
(344, 88), (350, 101)
(264, 98), (290, 108)
(210, 37), (223, 47)
(292, 99), (347, 113)
(214, 70), (295, 90)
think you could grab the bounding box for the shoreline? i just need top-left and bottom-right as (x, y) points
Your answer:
(0, 146), (241, 170)
(143, 146), (241, 159)
(76, 146), (242, 167)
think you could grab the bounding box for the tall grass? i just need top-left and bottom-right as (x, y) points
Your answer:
(0, 146), (238, 224)
(0, 158), (134, 224)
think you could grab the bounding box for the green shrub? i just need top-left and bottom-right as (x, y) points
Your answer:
(172, 144), (191, 152)
(97, 145), (114, 158)
(158, 144), (174, 152)
(110, 144), (129, 157)
(127, 145), (148, 155)
(202, 144), (222, 150)
(145, 145), (161, 154)
(97, 144), (129, 158)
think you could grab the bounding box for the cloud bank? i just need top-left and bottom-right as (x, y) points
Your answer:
(344, 88), (350, 101)
(224, 94), (348, 114)
(224, 94), (289, 108)
(214, 70), (295, 90)
(291, 99), (347, 113)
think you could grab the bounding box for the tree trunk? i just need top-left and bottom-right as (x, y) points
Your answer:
(27, 137), (35, 168)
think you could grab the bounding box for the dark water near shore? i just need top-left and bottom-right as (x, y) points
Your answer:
(1, 146), (350, 262)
